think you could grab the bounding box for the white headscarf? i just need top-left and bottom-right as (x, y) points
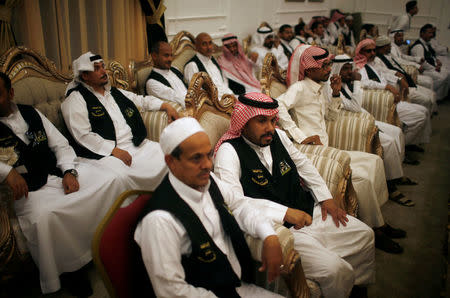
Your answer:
(251, 26), (274, 48)
(65, 51), (104, 95)
(331, 54), (354, 76)
(159, 117), (205, 155)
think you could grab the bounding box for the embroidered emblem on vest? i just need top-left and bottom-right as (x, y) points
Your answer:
(279, 160), (291, 176)
(223, 203), (233, 215)
(198, 241), (217, 263)
(251, 169), (268, 186)
(124, 107), (135, 118)
(90, 106), (105, 117)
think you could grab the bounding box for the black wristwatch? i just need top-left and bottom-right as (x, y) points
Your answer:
(64, 169), (79, 178)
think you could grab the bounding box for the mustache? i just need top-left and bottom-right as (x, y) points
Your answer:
(261, 132), (274, 138)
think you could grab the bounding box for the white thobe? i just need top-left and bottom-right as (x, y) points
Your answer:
(391, 13), (411, 32)
(62, 82), (168, 191)
(184, 53), (234, 99)
(276, 78), (388, 228)
(339, 81), (405, 180)
(327, 23), (342, 44)
(251, 45), (289, 72)
(289, 35), (308, 49)
(410, 38), (450, 100)
(359, 62), (432, 145)
(214, 130), (375, 298)
(146, 67), (187, 108)
(279, 39), (293, 66)
(134, 172), (282, 298)
(379, 54), (437, 113)
(0, 105), (128, 293)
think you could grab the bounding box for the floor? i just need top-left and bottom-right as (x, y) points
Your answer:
(2, 101), (449, 298)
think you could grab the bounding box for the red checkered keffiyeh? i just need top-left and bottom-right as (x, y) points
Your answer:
(354, 38), (376, 69)
(214, 92), (279, 153)
(287, 45), (333, 86)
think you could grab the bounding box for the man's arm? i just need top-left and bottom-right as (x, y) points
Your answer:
(146, 78), (186, 107)
(135, 211), (217, 297)
(358, 68), (388, 90)
(184, 62), (199, 85)
(410, 45), (435, 71)
(276, 84), (309, 144)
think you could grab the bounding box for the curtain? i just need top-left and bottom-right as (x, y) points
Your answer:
(139, 0), (167, 53)
(0, 0), (20, 55)
(12, 0), (149, 73)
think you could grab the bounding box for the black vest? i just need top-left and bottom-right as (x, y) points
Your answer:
(227, 132), (315, 224)
(0, 105), (62, 191)
(341, 84), (352, 99)
(145, 67), (187, 95)
(280, 42), (292, 60)
(67, 84), (147, 159)
(228, 79), (246, 95)
(377, 54), (417, 88)
(364, 64), (381, 82)
(139, 175), (254, 298)
(294, 36), (306, 44)
(186, 54), (223, 77)
(409, 39), (436, 66)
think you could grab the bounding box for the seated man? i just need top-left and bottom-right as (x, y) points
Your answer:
(184, 32), (234, 99)
(410, 24), (450, 101)
(0, 72), (128, 295)
(145, 41), (187, 108)
(62, 52), (178, 190)
(375, 35), (436, 114)
(354, 39), (432, 150)
(331, 55), (415, 206)
(135, 117), (284, 297)
(289, 23), (309, 49)
(327, 10), (346, 46)
(390, 29), (434, 91)
(250, 26), (289, 72)
(278, 24), (294, 61)
(217, 33), (261, 95)
(278, 45), (406, 254)
(343, 15), (356, 48)
(306, 21), (332, 46)
(214, 92), (375, 298)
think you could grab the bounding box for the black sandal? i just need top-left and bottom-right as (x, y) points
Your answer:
(375, 233), (404, 254)
(395, 177), (418, 186)
(389, 191), (415, 207)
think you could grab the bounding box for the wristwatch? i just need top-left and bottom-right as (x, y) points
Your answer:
(64, 169), (79, 178)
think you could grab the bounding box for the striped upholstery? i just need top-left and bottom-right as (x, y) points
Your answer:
(197, 111), (231, 147)
(140, 101), (184, 142)
(401, 64), (419, 84)
(362, 89), (400, 127)
(135, 66), (153, 95)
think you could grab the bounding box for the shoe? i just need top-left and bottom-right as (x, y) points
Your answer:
(395, 177), (418, 186)
(389, 191), (415, 207)
(60, 269), (93, 297)
(403, 156), (420, 165)
(375, 232), (404, 254)
(405, 144), (425, 153)
(379, 224), (407, 238)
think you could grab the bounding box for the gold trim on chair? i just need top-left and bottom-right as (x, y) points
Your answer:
(169, 31), (196, 60)
(106, 60), (129, 90)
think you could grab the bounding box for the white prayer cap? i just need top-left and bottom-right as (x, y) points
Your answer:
(159, 117), (205, 155)
(345, 15), (353, 21)
(72, 51), (103, 78)
(375, 35), (391, 47)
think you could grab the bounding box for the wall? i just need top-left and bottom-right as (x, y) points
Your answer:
(164, 0), (450, 47)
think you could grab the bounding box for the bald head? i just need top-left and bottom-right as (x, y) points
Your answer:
(195, 32), (213, 57)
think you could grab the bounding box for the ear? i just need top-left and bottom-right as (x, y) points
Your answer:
(9, 87), (14, 99)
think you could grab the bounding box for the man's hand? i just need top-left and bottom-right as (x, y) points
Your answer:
(259, 235), (283, 283)
(249, 52), (259, 63)
(111, 147), (132, 166)
(160, 103), (179, 123)
(351, 71), (362, 81)
(399, 78), (409, 97)
(300, 135), (322, 145)
(419, 58), (425, 64)
(436, 59), (442, 67)
(436, 65), (441, 72)
(320, 198), (348, 227)
(284, 208), (312, 229)
(418, 65), (424, 73)
(395, 72), (404, 78)
(330, 74), (342, 97)
(385, 84), (401, 103)
(5, 169), (28, 200)
(62, 172), (79, 194)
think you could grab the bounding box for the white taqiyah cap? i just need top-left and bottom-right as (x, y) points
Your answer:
(159, 117), (205, 155)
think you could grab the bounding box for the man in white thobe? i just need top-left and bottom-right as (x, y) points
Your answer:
(0, 72), (128, 295)
(250, 26), (289, 72)
(354, 39), (432, 147)
(343, 15), (357, 48)
(375, 35), (437, 114)
(217, 33), (261, 95)
(62, 52), (179, 191)
(145, 41), (187, 108)
(390, 1), (418, 33)
(327, 10), (346, 46)
(214, 92), (375, 298)
(277, 45), (406, 254)
(306, 21), (333, 46)
(289, 23), (309, 49)
(410, 24), (450, 101)
(135, 117), (285, 297)
(278, 24), (294, 63)
(184, 32), (234, 99)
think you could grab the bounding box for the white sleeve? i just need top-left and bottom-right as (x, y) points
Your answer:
(135, 212), (217, 298)
(0, 163), (12, 181)
(276, 83), (309, 143)
(359, 67), (387, 90)
(61, 93), (116, 156)
(146, 78), (186, 107)
(117, 89), (163, 111)
(277, 129), (332, 202)
(184, 62), (199, 85)
(214, 144), (288, 224)
(411, 45), (435, 71)
(36, 109), (76, 172)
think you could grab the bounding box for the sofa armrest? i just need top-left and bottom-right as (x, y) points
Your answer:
(362, 89), (401, 127)
(400, 64), (419, 84)
(140, 102), (184, 142)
